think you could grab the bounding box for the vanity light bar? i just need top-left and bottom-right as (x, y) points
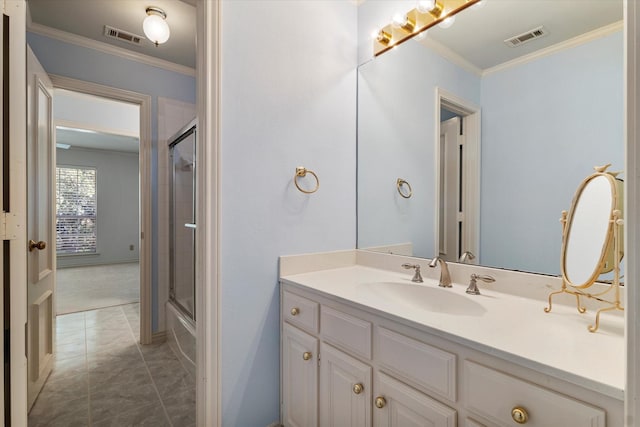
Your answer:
(373, 0), (481, 57)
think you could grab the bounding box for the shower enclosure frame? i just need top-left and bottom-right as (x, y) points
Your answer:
(169, 119), (197, 321)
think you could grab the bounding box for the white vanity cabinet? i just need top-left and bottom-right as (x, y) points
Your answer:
(280, 286), (621, 427)
(373, 372), (456, 427)
(319, 342), (372, 426)
(282, 289), (457, 427)
(282, 322), (318, 427)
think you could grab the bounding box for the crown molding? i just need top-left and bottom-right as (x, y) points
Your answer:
(483, 20), (623, 76)
(27, 22), (196, 77)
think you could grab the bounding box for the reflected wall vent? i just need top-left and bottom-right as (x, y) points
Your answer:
(504, 26), (548, 47)
(104, 25), (143, 45)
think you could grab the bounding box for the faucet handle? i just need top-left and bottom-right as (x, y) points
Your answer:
(466, 274), (495, 295)
(471, 274), (495, 283)
(401, 263), (423, 283)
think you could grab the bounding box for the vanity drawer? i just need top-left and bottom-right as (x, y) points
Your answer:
(283, 291), (319, 334)
(376, 327), (456, 402)
(321, 306), (372, 360)
(464, 361), (605, 427)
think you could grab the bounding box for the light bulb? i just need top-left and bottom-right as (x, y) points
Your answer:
(143, 8), (170, 46)
(439, 16), (456, 29)
(417, 0), (436, 13)
(392, 13), (416, 32)
(415, 30), (428, 40)
(392, 13), (405, 28)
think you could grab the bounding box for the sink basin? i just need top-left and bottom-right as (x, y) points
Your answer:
(355, 281), (487, 316)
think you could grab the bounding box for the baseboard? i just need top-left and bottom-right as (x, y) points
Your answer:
(266, 423), (282, 427)
(151, 331), (167, 344)
(57, 259), (140, 269)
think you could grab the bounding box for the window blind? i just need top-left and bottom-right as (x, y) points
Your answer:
(56, 166), (97, 254)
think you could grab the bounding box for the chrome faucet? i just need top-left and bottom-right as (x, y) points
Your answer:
(466, 274), (495, 295)
(458, 251), (476, 264)
(428, 257), (452, 288)
(401, 263), (423, 283)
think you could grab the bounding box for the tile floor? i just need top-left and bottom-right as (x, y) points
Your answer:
(28, 303), (196, 427)
(56, 263), (140, 315)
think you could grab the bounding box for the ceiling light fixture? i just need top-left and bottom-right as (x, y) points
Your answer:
(373, 0), (480, 57)
(143, 6), (170, 46)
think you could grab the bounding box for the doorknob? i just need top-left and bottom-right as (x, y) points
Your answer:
(28, 240), (47, 252)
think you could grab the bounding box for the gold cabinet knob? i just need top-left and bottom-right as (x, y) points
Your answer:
(374, 396), (386, 408)
(290, 307), (300, 316)
(511, 407), (528, 424)
(28, 240), (47, 252)
(302, 351), (312, 361)
(353, 383), (363, 395)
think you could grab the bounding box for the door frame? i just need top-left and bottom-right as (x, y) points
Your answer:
(439, 116), (461, 261)
(196, 0), (220, 425)
(49, 74), (153, 345)
(626, 1), (639, 424)
(434, 87), (481, 262)
(5, 0), (28, 424)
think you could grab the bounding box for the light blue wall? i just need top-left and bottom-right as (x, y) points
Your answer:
(27, 32), (196, 332)
(358, 39), (481, 258)
(219, 1), (357, 425)
(480, 31), (623, 274)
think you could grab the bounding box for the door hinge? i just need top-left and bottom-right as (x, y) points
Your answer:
(0, 212), (18, 240)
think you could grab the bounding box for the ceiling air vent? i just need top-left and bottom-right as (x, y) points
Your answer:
(104, 25), (143, 46)
(504, 26), (548, 48)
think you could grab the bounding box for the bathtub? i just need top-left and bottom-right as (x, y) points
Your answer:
(166, 300), (196, 378)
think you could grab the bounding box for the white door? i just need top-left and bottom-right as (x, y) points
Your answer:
(319, 342), (371, 427)
(373, 373), (456, 427)
(26, 46), (56, 410)
(282, 323), (318, 427)
(439, 117), (461, 262)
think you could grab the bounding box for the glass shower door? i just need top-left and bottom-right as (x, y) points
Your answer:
(169, 122), (196, 320)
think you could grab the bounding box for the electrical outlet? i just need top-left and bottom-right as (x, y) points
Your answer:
(129, 244), (135, 251)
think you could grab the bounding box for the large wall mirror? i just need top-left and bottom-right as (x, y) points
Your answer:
(357, 0), (623, 276)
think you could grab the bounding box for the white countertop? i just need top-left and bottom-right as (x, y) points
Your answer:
(281, 263), (625, 400)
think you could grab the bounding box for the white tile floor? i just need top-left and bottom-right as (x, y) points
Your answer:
(28, 304), (196, 427)
(56, 263), (140, 314)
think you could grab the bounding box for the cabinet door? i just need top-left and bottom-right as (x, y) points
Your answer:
(283, 323), (319, 427)
(373, 373), (456, 427)
(320, 342), (372, 427)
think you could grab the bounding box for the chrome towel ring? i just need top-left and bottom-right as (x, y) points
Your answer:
(397, 178), (412, 198)
(294, 167), (319, 194)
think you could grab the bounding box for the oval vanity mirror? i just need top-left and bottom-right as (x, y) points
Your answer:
(561, 172), (622, 289)
(546, 165), (624, 332)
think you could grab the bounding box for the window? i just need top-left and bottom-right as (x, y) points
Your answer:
(56, 166), (97, 254)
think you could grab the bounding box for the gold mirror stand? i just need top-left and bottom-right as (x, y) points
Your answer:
(544, 166), (624, 332)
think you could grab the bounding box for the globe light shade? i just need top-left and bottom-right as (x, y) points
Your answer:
(417, 0), (436, 13)
(143, 11), (170, 46)
(439, 15), (456, 29)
